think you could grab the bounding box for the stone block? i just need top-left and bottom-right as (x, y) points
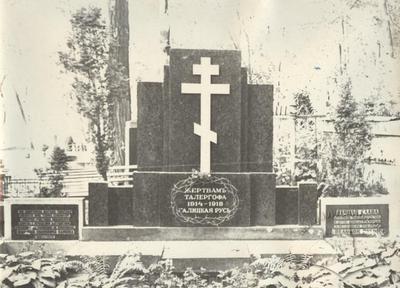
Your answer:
(240, 68), (248, 172)
(162, 241), (249, 272)
(128, 126), (137, 166)
(227, 174), (252, 226)
(109, 187), (133, 225)
(250, 173), (276, 225)
(132, 172), (160, 226)
(247, 84), (273, 172)
(132, 171), (278, 227)
(133, 172), (252, 227)
(0, 205), (4, 237)
(165, 49), (242, 172)
(298, 182), (318, 225)
(162, 65), (170, 169)
(275, 186), (299, 225)
(137, 82), (163, 171)
(158, 173), (189, 226)
(88, 182), (109, 226)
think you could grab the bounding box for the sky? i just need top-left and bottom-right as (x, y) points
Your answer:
(0, 0), (399, 176)
(128, 0), (400, 120)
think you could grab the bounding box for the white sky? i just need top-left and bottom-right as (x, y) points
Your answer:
(1, 0), (399, 176)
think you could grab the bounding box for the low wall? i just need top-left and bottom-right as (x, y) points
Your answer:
(275, 183), (318, 225)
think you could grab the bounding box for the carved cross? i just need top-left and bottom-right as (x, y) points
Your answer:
(181, 57), (230, 174)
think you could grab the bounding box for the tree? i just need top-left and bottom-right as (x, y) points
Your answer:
(50, 146), (69, 171)
(323, 80), (373, 196)
(35, 146), (69, 197)
(292, 90), (318, 183)
(293, 90), (313, 116)
(58, 7), (128, 179)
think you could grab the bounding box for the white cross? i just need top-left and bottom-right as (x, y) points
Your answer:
(181, 57), (230, 174)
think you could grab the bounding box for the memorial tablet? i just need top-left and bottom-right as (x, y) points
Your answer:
(325, 204), (389, 237)
(4, 198), (83, 240)
(11, 204), (79, 240)
(321, 197), (389, 238)
(171, 175), (239, 226)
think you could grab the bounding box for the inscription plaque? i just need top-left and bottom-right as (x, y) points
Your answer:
(11, 204), (79, 240)
(171, 175), (239, 225)
(325, 204), (389, 237)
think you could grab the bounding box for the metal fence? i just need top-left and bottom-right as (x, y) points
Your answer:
(2, 165), (137, 198)
(3, 177), (40, 197)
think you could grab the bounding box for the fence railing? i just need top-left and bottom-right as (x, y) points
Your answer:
(2, 165), (137, 198)
(2, 169), (103, 198)
(107, 165), (137, 188)
(3, 177), (40, 198)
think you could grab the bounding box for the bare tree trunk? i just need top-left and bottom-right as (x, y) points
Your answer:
(387, 20), (395, 58)
(109, 0), (131, 165)
(339, 44), (343, 75)
(383, 0), (395, 58)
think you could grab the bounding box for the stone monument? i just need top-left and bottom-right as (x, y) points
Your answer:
(87, 48), (319, 237)
(132, 48), (275, 227)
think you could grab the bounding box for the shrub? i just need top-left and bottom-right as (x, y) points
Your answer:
(0, 250), (84, 287)
(1, 239), (400, 287)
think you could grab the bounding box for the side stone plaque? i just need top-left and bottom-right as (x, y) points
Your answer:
(11, 204), (79, 240)
(321, 197), (389, 238)
(325, 204), (389, 237)
(171, 175), (239, 226)
(4, 198), (83, 240)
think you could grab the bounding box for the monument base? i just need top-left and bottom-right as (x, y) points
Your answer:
(88, 175), (319, 227)
(81, 225), (323, 241)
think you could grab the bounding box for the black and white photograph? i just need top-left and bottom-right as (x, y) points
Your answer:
(1, 0), (400, 287)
